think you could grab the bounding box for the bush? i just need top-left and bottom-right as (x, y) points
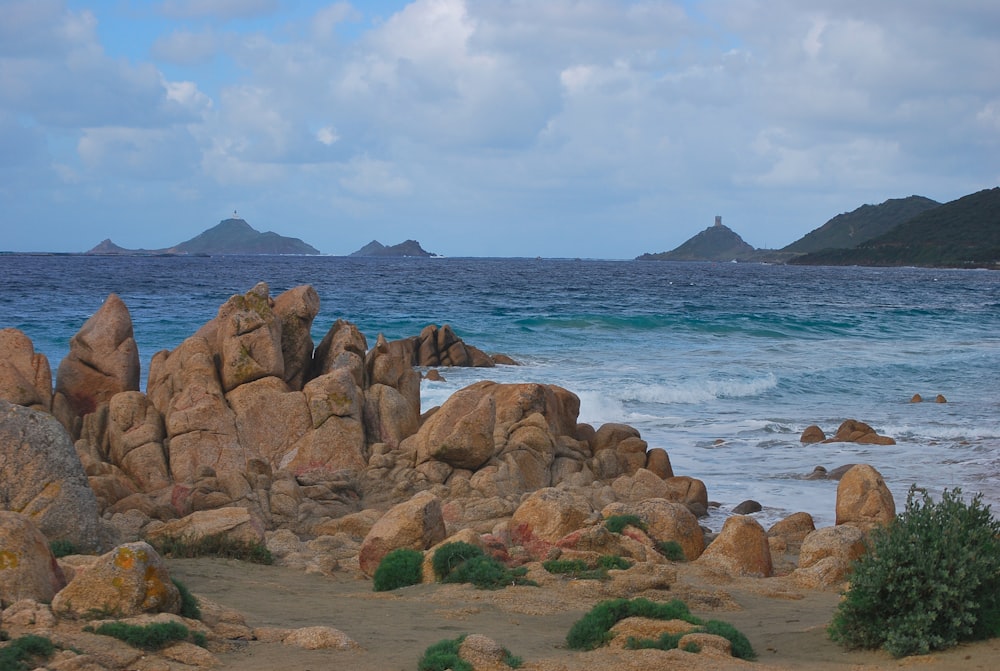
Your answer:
(152, 533), (273, 565)
(444, 555), (535, 590)
(543, 556), (632, 581)
(49, 539), (78, 558)
(604, 514), (647, 534)
(172, 578), (201, 620)
(567, 598), (756, 659)
(88, 621), (195, 651)
(704, 620), (756, 660)
(417, 635), (521, 671)
(828, 486), (1000, 657)
(597, 555), (632, 570)
(655, 540), (686, 561)
(432, 542), (485, 581)
(373, 548), (424, 592)
(0, 635), (56, 671)
(566, 598), (696, 650)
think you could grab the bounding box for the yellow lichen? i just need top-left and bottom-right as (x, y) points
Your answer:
(0, 550), (19, 569)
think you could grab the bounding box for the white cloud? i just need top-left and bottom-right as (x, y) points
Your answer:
(339, 156), (412, 197)
(151, 29), (220, 65)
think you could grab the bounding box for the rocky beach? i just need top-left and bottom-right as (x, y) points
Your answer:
(2, 278), (998, 670)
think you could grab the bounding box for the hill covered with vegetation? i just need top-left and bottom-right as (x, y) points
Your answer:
(782, 196), (941, 254)
(789, 188), (1000, 269)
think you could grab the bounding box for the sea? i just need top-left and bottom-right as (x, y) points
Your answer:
(2, 254), (998, 531)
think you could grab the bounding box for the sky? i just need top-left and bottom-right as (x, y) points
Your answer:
(1, 0), (998, 258)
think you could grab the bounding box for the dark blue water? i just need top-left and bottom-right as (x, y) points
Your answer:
(3, 255), (998, 528)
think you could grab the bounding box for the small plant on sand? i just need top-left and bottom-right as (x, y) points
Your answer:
(172, 577), (201, 620)
(828, 486), (1000, 658)
(152, 533), (273, 565)
(655, 540), (686, 561)
(373, 548), (424, 592)
(432, 542), (485, 581)
(0, 634), (56, 671)
(434, 542), (536, 590)
(567, 598), (756, 660)
(417, 635), (522, 671)
(543, 555), (632, 580)
(604, 514), (647, 534)
(85, 621), (203, 650)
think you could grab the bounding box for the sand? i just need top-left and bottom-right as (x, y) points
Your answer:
(166, 557), (1000, 671)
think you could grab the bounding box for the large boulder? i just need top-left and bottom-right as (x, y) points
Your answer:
(51, 541), (180, 618)
(0, 328), (52, 412)
(226, 377), (312, 470)
(415, 384), (496, 470)
(272, 285), (320, 391)
(147, 336), (242, 483)
(602, 499), (705, 560)
(107, 391), (170, 492)
(358, 491), (446, 576)
(835, 464), (896, 529)
(0, 512), (66, 607)
(413, 324), (496, 367)
(144, 507), (265, 549)
(283, 369), (367, 474)
(793, 525), (867, 589)
(697, 515), (773, 578)
(310, 319), (368, 387)
(510, 487), (592, 544)
(208, 282), (285, 393)
(0, 401), (110, 552)
(54, 293), (140, 422)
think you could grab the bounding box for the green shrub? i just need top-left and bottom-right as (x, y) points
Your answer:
(566, 598), (697, 650)
(49, 539), (78, 558)
(152, 533), (273, 565)
(417, 635), (521, 671)
(543, 559), (589, 575)
(829, 486), (1000, 658)
(88, 621), (194, 651)
(172, 578), (201, 620)
(373, 548), (424, 592)
(597, 555), (632, 570)
(432, 542), (485, 581)
(604, 514), (647, 534)
(655, 540), (686, 561)
(704, 620), (756, 660)
(418, 636), (473, 671)
(444, 555), (535, 590)
(0, 635), (56, 671)
(566, 598), (756, 659)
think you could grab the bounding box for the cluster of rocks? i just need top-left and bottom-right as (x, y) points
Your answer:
(0, 281), (907, 669)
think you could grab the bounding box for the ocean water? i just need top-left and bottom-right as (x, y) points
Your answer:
(2, 254), (998, 530)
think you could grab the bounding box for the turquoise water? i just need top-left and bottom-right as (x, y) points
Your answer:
(2, 255), (998, 529)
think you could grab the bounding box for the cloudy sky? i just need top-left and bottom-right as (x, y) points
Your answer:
(2, 0), (998, 257)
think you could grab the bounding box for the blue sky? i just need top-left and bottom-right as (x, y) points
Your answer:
(2, 0), (998, 257)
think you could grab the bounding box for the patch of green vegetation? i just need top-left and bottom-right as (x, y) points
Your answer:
(417, 635), (522, 671)
(567, 598), (756, 660)
(172, 578), (201, 620)
(829, 486), (1000, 658)
(433, 542), (536, 590)
(373, 548), (424, 592)
(86, 621), (203, 651)
(543, 555), (633, 580)
(603, 514), (648, 534)
(443, 555), (536, 590)
(432, 542), (485, 581)
(0, 635), (56, 671)
(655, 540), (686, 561)
(49, 539), (78, 558)
(152, 533), (273, 565)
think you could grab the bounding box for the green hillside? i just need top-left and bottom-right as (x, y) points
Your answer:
(790, 188), (1000, 269)
(170, 218), (320, 255)
(637, 223), (756, 262)
(782, 195), (940, 253)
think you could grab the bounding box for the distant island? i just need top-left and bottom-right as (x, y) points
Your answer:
(637, 188), (999, 269)
(87, 216), (320, 256)
(349, 240), (437, 258)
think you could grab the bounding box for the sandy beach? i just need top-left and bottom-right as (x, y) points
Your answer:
(166, 556), (1000, 671)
